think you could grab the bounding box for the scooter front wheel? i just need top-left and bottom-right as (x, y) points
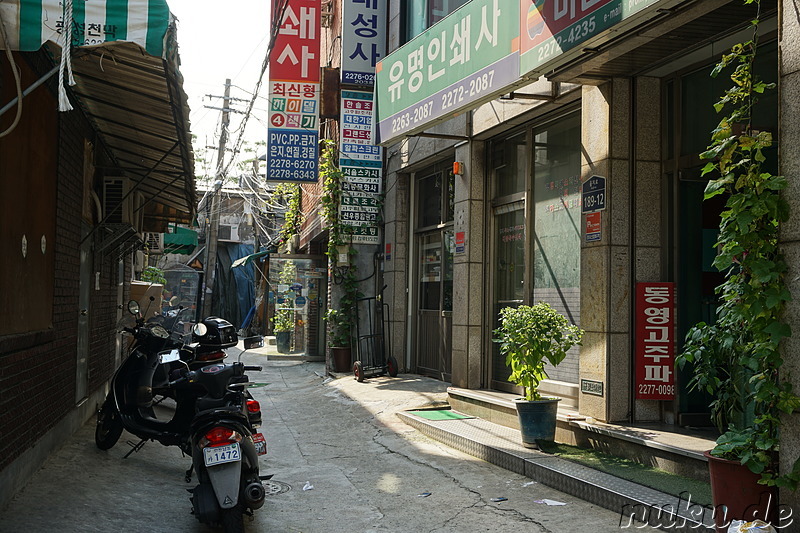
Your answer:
(220, 504), (244, 533)
(95, 400), (123, 450)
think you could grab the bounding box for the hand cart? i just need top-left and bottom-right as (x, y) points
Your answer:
(353, 286), (398, 382)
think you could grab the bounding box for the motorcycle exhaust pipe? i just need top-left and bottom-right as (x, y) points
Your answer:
(244, 482), (266, 509)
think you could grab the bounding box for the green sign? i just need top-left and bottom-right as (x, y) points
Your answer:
(375, 0), (519, 144)
(375, 0), (668, 146)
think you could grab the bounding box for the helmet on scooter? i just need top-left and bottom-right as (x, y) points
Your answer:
(193, 317), (238, 348)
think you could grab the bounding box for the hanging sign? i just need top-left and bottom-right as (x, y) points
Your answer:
(635, 282), (676, 401)
(340, 90), (382, 245)
(341, 0), (386, 86)
(374, 0), (519, 144)
(267, 0), (321, 183)
(373, 0), (670, 147)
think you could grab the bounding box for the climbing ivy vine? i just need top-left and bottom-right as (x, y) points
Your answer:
(677, 0), (800, 489)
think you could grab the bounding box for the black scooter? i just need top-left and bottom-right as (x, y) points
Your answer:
(170, 335), (268, 532)
(95, 300), (198, 454)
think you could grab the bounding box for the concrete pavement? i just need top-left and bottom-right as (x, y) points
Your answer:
(0, 343), (658, 532)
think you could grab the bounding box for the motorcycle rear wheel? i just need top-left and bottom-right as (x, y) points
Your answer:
(95, 400), (123, 450)
(220, 504), (244, 533)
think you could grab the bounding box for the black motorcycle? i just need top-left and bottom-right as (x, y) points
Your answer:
(170, 334), (268, 532)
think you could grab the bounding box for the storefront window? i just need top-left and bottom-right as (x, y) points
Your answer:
(403, 0), (469, 44)
(492, 131), (527, 198)
(532, 113), (582, 382)
(489, 113), (582, 389)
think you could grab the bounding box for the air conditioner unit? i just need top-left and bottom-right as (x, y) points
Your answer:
(218, 224), (240, 242)
(102, 177), (134, 226)
(142, 232), (164, 254)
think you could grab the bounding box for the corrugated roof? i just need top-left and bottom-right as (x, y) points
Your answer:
(48, 33), (196, 229)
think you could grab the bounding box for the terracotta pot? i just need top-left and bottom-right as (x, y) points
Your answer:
(331, 346), (352, 372)
(705, 451), (778, 531)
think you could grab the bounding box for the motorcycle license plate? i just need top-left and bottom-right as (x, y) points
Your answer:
(253, 433), (267, 456)
(203, 443), (241, 467)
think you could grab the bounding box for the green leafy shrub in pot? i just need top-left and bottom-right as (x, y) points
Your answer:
(493, 303), (583, 401)
(324, 308), (351, 348)
(271, 308), (294, 333)
(675, 1), (800, 489)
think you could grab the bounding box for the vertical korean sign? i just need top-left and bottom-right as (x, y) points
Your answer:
(635, 282), (676, 400)
(267, 0), (321, 183)
(340, 90), (381, 244)
(341, 0), (386, 87)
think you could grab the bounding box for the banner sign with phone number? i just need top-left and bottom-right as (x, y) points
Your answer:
(267, 0), (321, 183)
(635, 282), (675, 400)
(375, 0), (665, 146)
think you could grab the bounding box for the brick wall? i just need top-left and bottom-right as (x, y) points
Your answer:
(0, 56), (120, 473)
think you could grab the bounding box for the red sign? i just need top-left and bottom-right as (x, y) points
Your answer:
(635, 282), (675, 400)
(455, 231), (465, 254)
(585, 211), (601, 242)
(520, 0), (615, 56)
(269, 0), (321, 81)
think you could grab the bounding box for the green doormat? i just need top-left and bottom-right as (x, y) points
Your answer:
(410, 409), (475, 421)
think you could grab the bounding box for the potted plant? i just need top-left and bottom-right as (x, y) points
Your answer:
(493, 302), (583, 448)
(272, 308), (294, 354)
(676, 3), (800, 528)
(325, 308), (353, 372)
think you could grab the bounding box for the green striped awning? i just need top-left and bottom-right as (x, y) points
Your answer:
(0, 0), (171, 57)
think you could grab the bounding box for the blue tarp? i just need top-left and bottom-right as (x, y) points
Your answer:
(213, 243), (256, 328)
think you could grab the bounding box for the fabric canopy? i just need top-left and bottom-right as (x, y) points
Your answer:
(0, 0), (196, 229)
(164, 226), (198, 254)
(0, 0), (171, 57)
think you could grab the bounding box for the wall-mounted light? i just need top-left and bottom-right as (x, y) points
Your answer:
(453, 161), (465, 176)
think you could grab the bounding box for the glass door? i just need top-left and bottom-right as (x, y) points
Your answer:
(490, 202), (526, 390)
(267, 255), (327, 356)
(416, 230), (454, 380)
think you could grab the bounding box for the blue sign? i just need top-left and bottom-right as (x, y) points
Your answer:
(295, 296), (307, 306)
(581, 175), (606, 214)
(267, 129), (319, 182)
(290, 283), (303, 291)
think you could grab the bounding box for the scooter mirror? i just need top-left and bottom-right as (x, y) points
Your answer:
(193, 322), (208, 337)
(158, 349), (181, 364)
(243, 336), (264, 350)
(127, 300), (140, 315)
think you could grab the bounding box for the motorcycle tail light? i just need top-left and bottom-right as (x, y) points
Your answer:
(199, 427), (242, 448)
(247, 399), (261, 413)
(197, 350), (225, 362)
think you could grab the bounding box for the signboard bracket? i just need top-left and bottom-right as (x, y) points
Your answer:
(409, 132), (470, 141)
(500, 81), (562, 102)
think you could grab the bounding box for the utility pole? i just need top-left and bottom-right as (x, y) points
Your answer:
(202, 79), (231, 319)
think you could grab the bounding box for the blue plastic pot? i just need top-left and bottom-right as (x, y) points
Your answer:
(514, 397), (561, 448)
